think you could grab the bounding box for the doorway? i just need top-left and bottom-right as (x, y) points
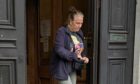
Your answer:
(27, 0), (97, 84)
(38, 0), (91, 84)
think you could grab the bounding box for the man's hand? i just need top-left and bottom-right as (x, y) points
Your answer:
(77, 54), (83, 60)
(75, 48), (81, 55)
(82, 57), (89, 64)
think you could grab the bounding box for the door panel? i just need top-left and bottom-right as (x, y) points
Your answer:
(99, 0), (136, 84)
(0, 0), (26, 84)
(38, 0), (53, 83)
(38, 0), (61, 84)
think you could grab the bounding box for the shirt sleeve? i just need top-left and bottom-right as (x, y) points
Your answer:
(54, 28), (78, 61)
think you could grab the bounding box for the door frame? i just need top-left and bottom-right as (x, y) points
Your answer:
(26, 0), (39, 84)
(87, 0), (100, 84)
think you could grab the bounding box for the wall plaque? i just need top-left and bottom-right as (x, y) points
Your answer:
(110, 33), (127, 42)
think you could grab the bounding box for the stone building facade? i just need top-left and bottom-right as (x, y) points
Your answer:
(133, 0), (140, 84)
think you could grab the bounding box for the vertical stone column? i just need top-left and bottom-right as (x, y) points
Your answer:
(133, 0), (140, 84)
(139, 53), (140, 83)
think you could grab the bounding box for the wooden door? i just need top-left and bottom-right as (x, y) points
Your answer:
(0, 0), (26, 84)
(99, 0), (136, 84)
(38, 0), (55, 83)
(37, 0), (90, 84)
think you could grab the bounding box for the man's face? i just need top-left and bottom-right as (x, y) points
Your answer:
(70, 15), (84, 32)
